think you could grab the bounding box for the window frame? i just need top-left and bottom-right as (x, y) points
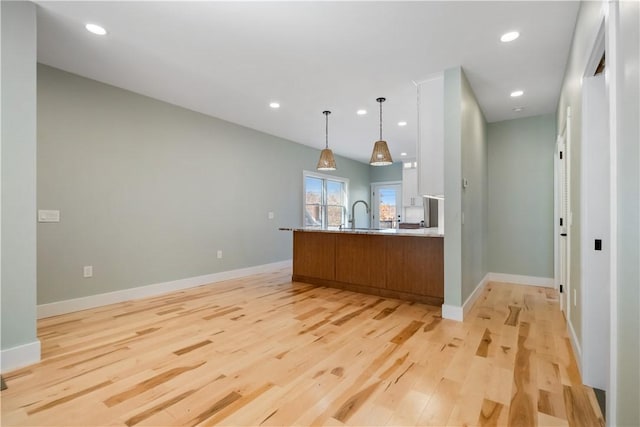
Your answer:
(302, 170), (349, 229)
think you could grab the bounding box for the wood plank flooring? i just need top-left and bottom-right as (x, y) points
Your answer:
(1, 268), (604, 426)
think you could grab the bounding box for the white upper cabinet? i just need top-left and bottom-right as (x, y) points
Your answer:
(416, 73), (444, 199)
(402, 165), (423, 207)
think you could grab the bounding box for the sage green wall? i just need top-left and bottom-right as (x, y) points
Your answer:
(459, 70), (488, 303)
(615, 1), (639, 423)
(443, 67), (463, 307)
(369, 162), (402, 183)
(488, 114), (556, 277)
(1, 2), (39, 353)
(443, 66), (488, 307)
(37, 65), (371, 304)
(556, 0), (602, 354)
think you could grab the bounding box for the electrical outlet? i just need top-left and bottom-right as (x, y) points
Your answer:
(217, 250), (223, 259)
(573, 288), (577, 306)
(268, 212), (275, 220)
(83, 265), (93, 278)
(38, 209), (60, 222)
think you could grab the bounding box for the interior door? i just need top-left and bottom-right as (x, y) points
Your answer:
(371, 183), (401, 229)
(581, 73), (610, 390)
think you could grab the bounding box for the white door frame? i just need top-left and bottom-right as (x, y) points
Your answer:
(554, 133), (561, 291)
(566, 107), (572, 319)
(555, 109), (571, 319)
(605, 3), (620, 423)
(370, 181), (402, 229)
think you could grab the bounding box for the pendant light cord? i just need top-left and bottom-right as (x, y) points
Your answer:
(323, 111), (331, 149)
(325, 112), (329, 149)
(379, 100), (383, 140)
(376, 97), (385, 141)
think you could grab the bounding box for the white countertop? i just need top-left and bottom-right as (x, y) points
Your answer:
(279, 226), (444, 237)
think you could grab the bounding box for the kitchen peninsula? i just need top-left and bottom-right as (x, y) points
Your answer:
(281, 227), (444, 306)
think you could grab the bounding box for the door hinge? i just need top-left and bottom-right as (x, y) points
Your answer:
(559, 284), (563, 293)
(560, 218), (563, 226)
(560, 151), (563, 159)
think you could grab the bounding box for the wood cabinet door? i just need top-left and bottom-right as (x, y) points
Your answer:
(293, 231), (335, 280)
(385, 237), (407, 292)
(385, 236), (443, 299)
(335, 234), (386, 287)
(404, 237), (444, 298)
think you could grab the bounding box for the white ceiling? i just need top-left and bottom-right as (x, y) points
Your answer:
(35, 1), (580, 164)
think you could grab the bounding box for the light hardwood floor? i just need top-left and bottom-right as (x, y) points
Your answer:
(1, 267), (604, 426)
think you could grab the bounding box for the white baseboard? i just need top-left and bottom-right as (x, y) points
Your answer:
(567, 317), (582, 375)
(1, 340), (41, 373)
(441, 304), (463, 321)
(441, 272), (490, 322)
(37, 260), (292, 319)
(463, 273), (490, 318)
(442, 271), (554, 322)
(487, 272), (555, 288)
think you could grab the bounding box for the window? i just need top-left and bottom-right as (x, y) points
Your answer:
(303, 171), (348, 228)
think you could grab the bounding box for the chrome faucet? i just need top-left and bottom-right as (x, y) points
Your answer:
(349, 200), (370, 229)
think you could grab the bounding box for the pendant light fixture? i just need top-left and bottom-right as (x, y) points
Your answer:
(370, 97), (393, 166)
(317, 110), (337, 171)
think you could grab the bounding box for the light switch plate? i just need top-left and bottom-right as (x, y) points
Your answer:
(38, 210), (60, 222)
(83, 266), (93, 278)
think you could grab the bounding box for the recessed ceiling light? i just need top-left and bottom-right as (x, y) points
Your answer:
(357, 109), (367, 115)
(398, 121), (407, 127)
(269, 102), (280, 109)
(85, 23), (107, 36)
(400, 152), (407, 156)
(510, 90), (524, 97)
(500, 31), (520, 43)
(513, 106), (525, 112)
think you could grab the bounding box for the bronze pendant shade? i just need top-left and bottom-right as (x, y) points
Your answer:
(317, 110), (337, 171)
(369, 97), (393, 166)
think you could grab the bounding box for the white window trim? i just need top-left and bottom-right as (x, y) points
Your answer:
(302, 170), (349, 229)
